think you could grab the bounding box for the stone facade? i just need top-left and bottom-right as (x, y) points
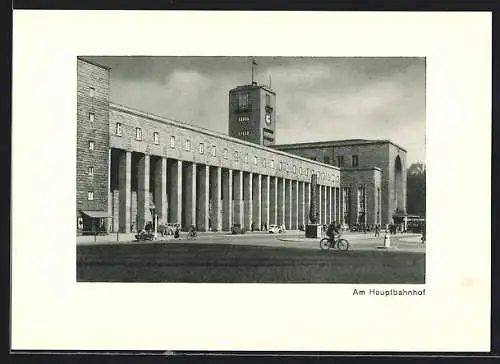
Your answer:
(76, 57), (406, 233)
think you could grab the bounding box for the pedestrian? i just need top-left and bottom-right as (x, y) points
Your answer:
(174, 226), (180, 239)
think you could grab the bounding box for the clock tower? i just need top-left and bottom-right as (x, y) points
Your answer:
(228, 82), (276, 147)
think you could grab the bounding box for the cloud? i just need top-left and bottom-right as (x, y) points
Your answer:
(95, 56), (425, 163)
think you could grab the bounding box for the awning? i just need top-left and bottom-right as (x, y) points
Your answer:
(81, 210), (111, 218)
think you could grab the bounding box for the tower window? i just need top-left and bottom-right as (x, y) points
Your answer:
(238, 93), (249, 108)
(89, 113), (95, 122)
(115, 123), (122, 136)
(135, 128), (143, 141)
(324, 156), (330, 164)
(153, 132), (159, 144)
(88, 140), (94, 150)
(170, 136), (175, 148)
(266, 94), (271, 106)
(87, 191), (94, 201)
(352, 155), (359, 167)
(88, 166), (94, 176)
(185, 139), (191, 151)
(89, 87), (95, 97)
(199, 143), (204, 154)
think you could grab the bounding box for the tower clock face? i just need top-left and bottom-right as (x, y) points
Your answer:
(265, 114), (271, 125)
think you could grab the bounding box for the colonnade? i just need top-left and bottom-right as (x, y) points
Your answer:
(110, 149), (341, 233)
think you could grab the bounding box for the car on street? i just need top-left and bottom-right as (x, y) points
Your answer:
(268, 224), (283, 233)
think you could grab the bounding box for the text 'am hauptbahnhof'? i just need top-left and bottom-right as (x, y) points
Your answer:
(76, 57), (408, 235)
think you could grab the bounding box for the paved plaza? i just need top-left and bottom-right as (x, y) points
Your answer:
(77, 231), (425, 283)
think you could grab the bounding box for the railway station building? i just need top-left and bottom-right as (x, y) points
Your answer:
(76, 57), (407, 234)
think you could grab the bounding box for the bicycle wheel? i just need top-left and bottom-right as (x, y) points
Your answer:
(336, 238), (350, 251)
(319, 238), (331, 251)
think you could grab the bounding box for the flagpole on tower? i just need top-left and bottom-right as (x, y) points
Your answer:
(251, 58), (258, 85)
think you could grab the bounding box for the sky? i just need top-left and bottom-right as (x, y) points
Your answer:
(87, 56), (426, 164)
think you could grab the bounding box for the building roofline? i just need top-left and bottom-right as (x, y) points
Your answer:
(273, 139), (407, 152)
(109, 102), (340, 171)
(77, 56), (112, 70)
(341, 167), (383, 172)
(229, 84), (276, 95)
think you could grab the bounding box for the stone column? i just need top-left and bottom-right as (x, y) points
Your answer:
(169, 159), (182, 226)
(284, 179), (291, 230)
(252, 174), (262, 230)
(222, 168), (233, 231)
(107, 148), (112, 232)
(305, 182), (310, 224)
(298, 181), (305, 227)
(233, 170), (243, 226)
(185, 163), (197, 228)
(261, 175), (270, 230)
(243, 172), (252, 230)
(318, 184), (322, 225)
(270, 176), (277, 225)
(119, 150), (131, 233)
(326, 186), (331, 224)
(211, 167), (222, 231)
(292, 180), (299, 230)
(277, 177), (285, 226)
(137, 153), (150, 231)
(197, 164), (209, 231)
(154, 157), (168, 224)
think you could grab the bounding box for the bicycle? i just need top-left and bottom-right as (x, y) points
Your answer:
(319, 234), (350, 251)
(186, 230), (197, 240)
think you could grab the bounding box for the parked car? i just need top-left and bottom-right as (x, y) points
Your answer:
(268, 224), (282, 233)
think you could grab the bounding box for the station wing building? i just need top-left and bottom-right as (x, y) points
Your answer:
(76, 57), (407, 234)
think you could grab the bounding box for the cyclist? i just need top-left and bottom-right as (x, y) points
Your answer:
(326, 220), (339, 247)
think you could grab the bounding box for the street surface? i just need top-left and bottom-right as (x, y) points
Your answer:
(77, 231), (425, 283)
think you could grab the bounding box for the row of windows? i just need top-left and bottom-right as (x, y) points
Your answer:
(237, 130), (251, 137)
(107, 123), (338, 182)
(337, 155), (358, 168)
(237, 116), (250, 122)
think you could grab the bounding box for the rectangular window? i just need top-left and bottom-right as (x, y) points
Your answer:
(88, 140), (94, 150)
(115, 123), (122, 136)
(89, 87), (95, 97)
(279, 162), (282, 170)
(170, 136), (175, 148)
(324, 156), (330, 164)
(306, 168), (309, 176)
(234, 151), (239, 161)
(262, 158), (266, 168)
(293, 165), (296, 174)
(199, 143), (204, 154)
(337, 156), (344, 167)
(87, 191), (94, 201)
(254, 156), (258, 165)
(135, 127), (143, 141)
(238, 93), (249, 108)
(310, 157), (316, 161)
(88, 166), (94, 176)
(270, 160), (274, 168)
(89, 113), (95, 122)
(185, 139), (191, 151)
(357, 187), (366, 224)
(153, 132), (159, 144)
(352, 155), (359, 167)
(211, 145), (216, 157)
(224, 148), (228, 159)
(299, 167), (302, 175)
(266, 94), (271, 106)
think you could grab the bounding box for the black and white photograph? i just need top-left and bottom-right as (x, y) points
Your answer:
(76, 56), (426, 283)
(12, 11), (491, 352)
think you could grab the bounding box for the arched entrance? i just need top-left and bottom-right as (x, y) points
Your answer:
(394, 155), (404, 213)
